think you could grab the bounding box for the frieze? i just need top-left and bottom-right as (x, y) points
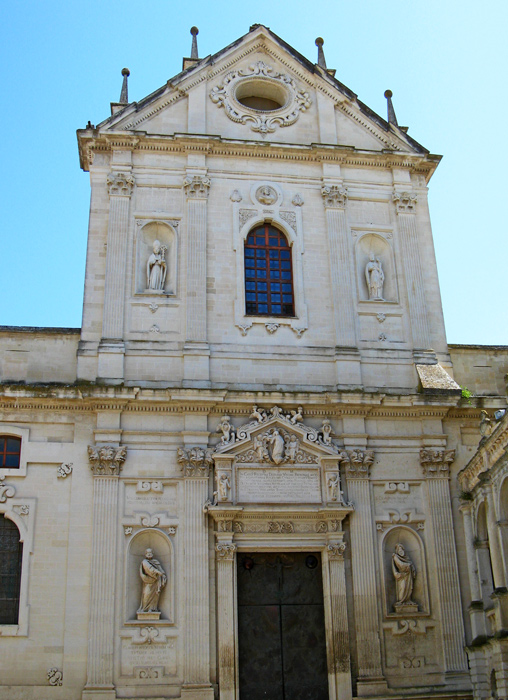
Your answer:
(177, 446), (214, 477)
(268, 521), (294, 533)
(420, 449), (455, 477)
(88, 445), (127, 476)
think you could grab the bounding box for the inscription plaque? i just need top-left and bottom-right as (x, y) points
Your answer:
(121, 639), (176, 677)
(237, 468), (321, 503)
(125, 484), (177, 516)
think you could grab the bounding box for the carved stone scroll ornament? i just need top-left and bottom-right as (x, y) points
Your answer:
(57, 462), (73, 478)
(137, 548), (167, 619)
(183, 175), (211, 199)
(177, 446), (214, 477)
(393, 191), (417, 214)
(87, 445), (127, 476)
(0, 477), (16, 502)
(321, 185), (347, 209)
(341, 449), (375, 478)
(420, 448), (455, 477)
(107, 171), (135, 197)
(47, 668), (63, 686)
(209, 61), (311, 135)
(216, 543), (237, 560)
(328, 542), (347, 559)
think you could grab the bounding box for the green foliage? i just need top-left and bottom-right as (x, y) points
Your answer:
(461, 386), (473, 404)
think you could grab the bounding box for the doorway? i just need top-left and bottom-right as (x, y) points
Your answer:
(237, 552), (329, 700)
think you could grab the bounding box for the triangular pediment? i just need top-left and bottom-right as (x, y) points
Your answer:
(91, 25), (426, 156)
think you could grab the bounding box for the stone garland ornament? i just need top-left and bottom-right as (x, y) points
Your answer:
(209, 61), (311, 135)
(87, 445), (127, 475)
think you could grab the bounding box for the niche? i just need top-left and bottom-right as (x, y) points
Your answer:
(356, 233), (397, 303)
(136, 221), (177, 295)
(381, 526), (429, 617)
(125, 529), (174, 624)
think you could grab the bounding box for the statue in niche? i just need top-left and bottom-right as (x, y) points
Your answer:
(392, 543), (417, 612)
(269, 429), (285, 465)
(146, 240), (167, 291)
(137, 548), (167, 618)
(217, 473), (231, 501)
(365, 253), (385, 301)
(328, 473), (340, 501)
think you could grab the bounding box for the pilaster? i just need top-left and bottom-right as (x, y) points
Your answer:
(215, 537), (237, 700)
(183, 174), (211, 386)
(321, 182), (361, 387)
(345, 452), (387, 695)
(421, 449), (469, 678)
(393, 191), (431, 351)
(179, 445), (214, 699)
(98, 171), (134, 382)
(83, 444), (127, 700)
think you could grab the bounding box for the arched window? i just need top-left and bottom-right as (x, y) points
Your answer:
(0, 436), (21, 469)
(0, 515), (22, 624)
(244, 224), (294, 317)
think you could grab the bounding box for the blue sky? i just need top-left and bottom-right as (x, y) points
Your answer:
(1, 0), (507, 344)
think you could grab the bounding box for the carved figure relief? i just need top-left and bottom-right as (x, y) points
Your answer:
(236, 427), (318, 465)
(328, 473), (341, 501)
(146, 240), (167, 291)
(137, 548), (167, 619)
(217, 473), (231, 502)
(392, 544), (417, 613)
(365, 254), (385, 301)
(256, 185), (277, 205)
(216, 415), (235, 445)
(320, 419), (332, 445)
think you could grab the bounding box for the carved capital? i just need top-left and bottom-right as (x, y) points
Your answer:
(327, 542), (347, 559)
(393, 191), (417, 214)
(177, 446), (213, 477)
(420, 448), (455, 477)
(341, 449), (375, 478)
(215, 542), (237, 560)
(87, 445), (127, 475)
(183, 175), (211, 199)
(321, 184), (347, 209)
(107, 171), (135, 196)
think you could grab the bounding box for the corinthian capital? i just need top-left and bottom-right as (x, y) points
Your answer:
(340, 449), (374, 478)
(420, 448), (455, 477)
(393, 191), (417, 213)
(215, 542), (237, 560)
(88, 445), (127, 475)
(183, 175), (211, 199)
(107, 171), (135, 196)
(321, 184), (347, 209)
(177, 446), (213, 477)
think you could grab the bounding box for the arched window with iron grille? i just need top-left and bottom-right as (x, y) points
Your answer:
(0, 515), (22, 624)
(244, 224), (295, 317)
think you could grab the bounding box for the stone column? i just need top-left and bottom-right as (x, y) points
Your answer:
(323, 537), (352, 700)
(179, 446), (214, 700)
(215, 538), (237, 700)
(322, 184), (361, 387)
(393, 192), (431, 350)
(344, 450), (387, 695)
(459, 502), (487, 641)
(183, 174), (210, 385)
(421, 449), (469, 677)
(98, 172), (134, 381)
(484, 481), (507, 589)
(83, 445), (127, 700)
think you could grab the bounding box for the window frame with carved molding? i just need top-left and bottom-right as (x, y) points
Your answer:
(231, 183), (308, 338)
(0, 426), (29, 478)
(0, 495), (36, 636)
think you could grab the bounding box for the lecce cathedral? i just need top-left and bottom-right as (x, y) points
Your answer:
(1, 24), (508, 700)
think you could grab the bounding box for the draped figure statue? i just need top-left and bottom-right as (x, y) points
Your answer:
(392, 543), (416, 606)
(138, 548), (167, 614)
(365, 253), (385, 300)
(146, 240), (167, 291)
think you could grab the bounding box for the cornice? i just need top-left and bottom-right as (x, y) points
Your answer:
(77, 131), (439, 177)
(458, 414), (508, 491)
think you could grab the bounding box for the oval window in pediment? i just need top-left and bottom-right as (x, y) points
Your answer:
(235, 78), (288, 112)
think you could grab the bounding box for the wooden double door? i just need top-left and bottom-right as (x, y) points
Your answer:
(237, 552), (329, 700)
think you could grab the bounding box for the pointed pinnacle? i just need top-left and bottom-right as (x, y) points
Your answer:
(315, 37), (327, 69)
(119, 68), (130, 104)
(384, 90), (398, 127)
(190, 26), (199, 59)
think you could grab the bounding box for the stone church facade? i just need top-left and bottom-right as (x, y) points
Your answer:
(0, 24), (507, 700)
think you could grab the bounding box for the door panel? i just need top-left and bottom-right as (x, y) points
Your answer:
(237, 552), (328, 700)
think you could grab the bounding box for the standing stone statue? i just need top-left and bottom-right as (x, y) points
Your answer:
(146, 240), (167, 291)
(137, 548), (167, 617)
(269, 429), (285, 465)
(365, 254), (385, 300)
(392, 543), (417, 611)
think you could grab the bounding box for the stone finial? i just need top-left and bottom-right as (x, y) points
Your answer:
(190, 26), (199, 59)
(119, 68), (130, 104)
(384, 90), (398, 127)
(315, 37), (327, 69)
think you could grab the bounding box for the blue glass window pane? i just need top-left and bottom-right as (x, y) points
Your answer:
(257, 259), (266, 268)
(246, 293), (256, 301)
(281, 261), (291, 270)
(246, 282), (256, 291)
(258, 293), (268, 302)
(270, 271), (280, 279)
(246, 303), (256, 314)
(256, 249), (265, 257)
(269, 259), (280, 267)
(269, 237), (278, 246)
(257, 270), (266, 278)
(271, 283), (280, 291)
(282, 284), (292, 292)
(245, 248), (255, 257)
(256, 237), (265, 245)
(271, 305), (281, 314)
(5, 455), (19, 467)
(281, 271), (291, 279)
(256, 282), (267, 291)
(283, 295), (293, 303)
(280, 250), (290, 259)
(246, 269), (255, 278)
(6, 439), (20, 452)
(258, 304), (268, 313)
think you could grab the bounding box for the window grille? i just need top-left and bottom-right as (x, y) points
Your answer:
(244, 224), (295, 317)
(0, 437), (21, 469)
(0, 515), (22, 624)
